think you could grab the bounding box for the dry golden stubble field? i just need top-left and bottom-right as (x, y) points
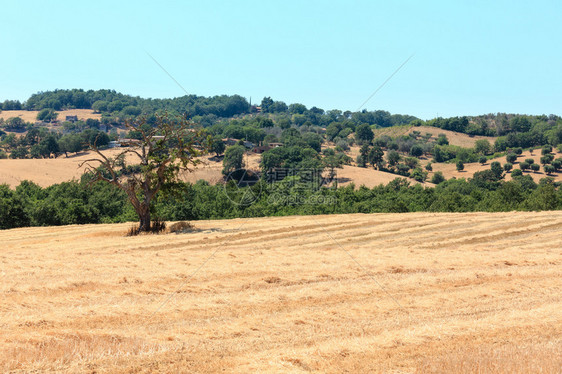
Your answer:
(0, 212), (561, 373)
(0, 109), (101, 123)
(0, 149), (247, 188)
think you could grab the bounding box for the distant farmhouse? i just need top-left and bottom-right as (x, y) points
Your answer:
(65, 115), (78, 123)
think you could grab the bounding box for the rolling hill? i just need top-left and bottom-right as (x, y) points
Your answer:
(0, 109), (101, 124)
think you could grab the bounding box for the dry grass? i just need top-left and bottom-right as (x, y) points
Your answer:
(372, 124), (413, 139)
(416, 339), (562, 373)
(0, 150), (262, 188)
(0, 109), (101, 123)
(168, 221), (195, 234)
(1, 212), (561, 372)
(371, 125), (497, 149)
(406, 126), (497, 148)
(432, 148), (562, 183)
(335, 164), (433, 188)
(0, 148), (132, 187)
(338, 145), (433, 188)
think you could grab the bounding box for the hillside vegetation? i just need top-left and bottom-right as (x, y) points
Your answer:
(2, 89), (562, 232)
(1, 212), (560, 372)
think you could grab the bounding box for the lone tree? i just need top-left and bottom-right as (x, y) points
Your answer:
(354, 124), (374, 144)
(222, 144), (246, 176)
(368, 146), (384, 169)
(80, 114), (206, 232)
(210, 135), (225, 156)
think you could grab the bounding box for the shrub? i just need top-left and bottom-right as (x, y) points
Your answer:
(456, 160), (464, 171)
(151, 218), (167, 233)
(126, 224), (140, 236)
(490, 161), (503, 178)
(374, 136), (390, 148)
(410, 144), (423, 157)
(335, 138), (350, 151)
(540, 155), (552, 165)
(541, 145), (552, 155)
(126, 219), (166, 236)
(410, 168), (427, 183)
(479, 156), (487, 165)
(397, 164), (411, 176)
(168, 221), (194, 234)
(36, 108), (58, 122)
(356, 154), (366, 168)
(511, 169), (523, 177)
(544, 164), (555, 175)
(436, 134), (449, 145)
(474, 139), (491, 155)
(386, 150), (401, 167)
(430, 171), (445, 184)
(504, 163), (513, 172)
(506, 153), (517, 163)
(530, 163), (540, 172)
(404, 157), (419, 169)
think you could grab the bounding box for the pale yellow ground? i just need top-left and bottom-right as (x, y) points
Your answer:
(335, 164), (433, 188)
(406, 126), (497, 148)
(0, 109), (101, 123)
(0, 149), (264, 188)
(432, 149), (562, 183)
(335, 145), (433, 187)
(1, 212), (561, 373)
(371, 125), (497, 148)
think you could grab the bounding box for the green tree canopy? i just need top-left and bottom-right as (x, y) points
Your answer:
(222, 145), (246, 175)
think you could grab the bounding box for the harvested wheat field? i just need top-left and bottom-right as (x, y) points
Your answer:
(405, 126), (497, 148)
(370, 125), (497, 148)
(335, 165), (433, 188)
(0, 150), (262, 188)
(1, 212), (561, 373)
(0, 109), (101, 123)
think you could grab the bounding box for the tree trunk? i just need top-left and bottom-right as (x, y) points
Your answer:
(138, 204), (151, 232)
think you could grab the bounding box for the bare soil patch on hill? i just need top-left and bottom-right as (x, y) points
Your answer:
(405, 126), (497, 148)
(0, 109), (101, 123)
(432, 149), (562, 183)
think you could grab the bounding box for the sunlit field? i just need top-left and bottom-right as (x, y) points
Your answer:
(1, 212), (561, 372)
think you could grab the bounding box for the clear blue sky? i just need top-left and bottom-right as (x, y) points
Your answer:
(1, 0), (560, 119)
